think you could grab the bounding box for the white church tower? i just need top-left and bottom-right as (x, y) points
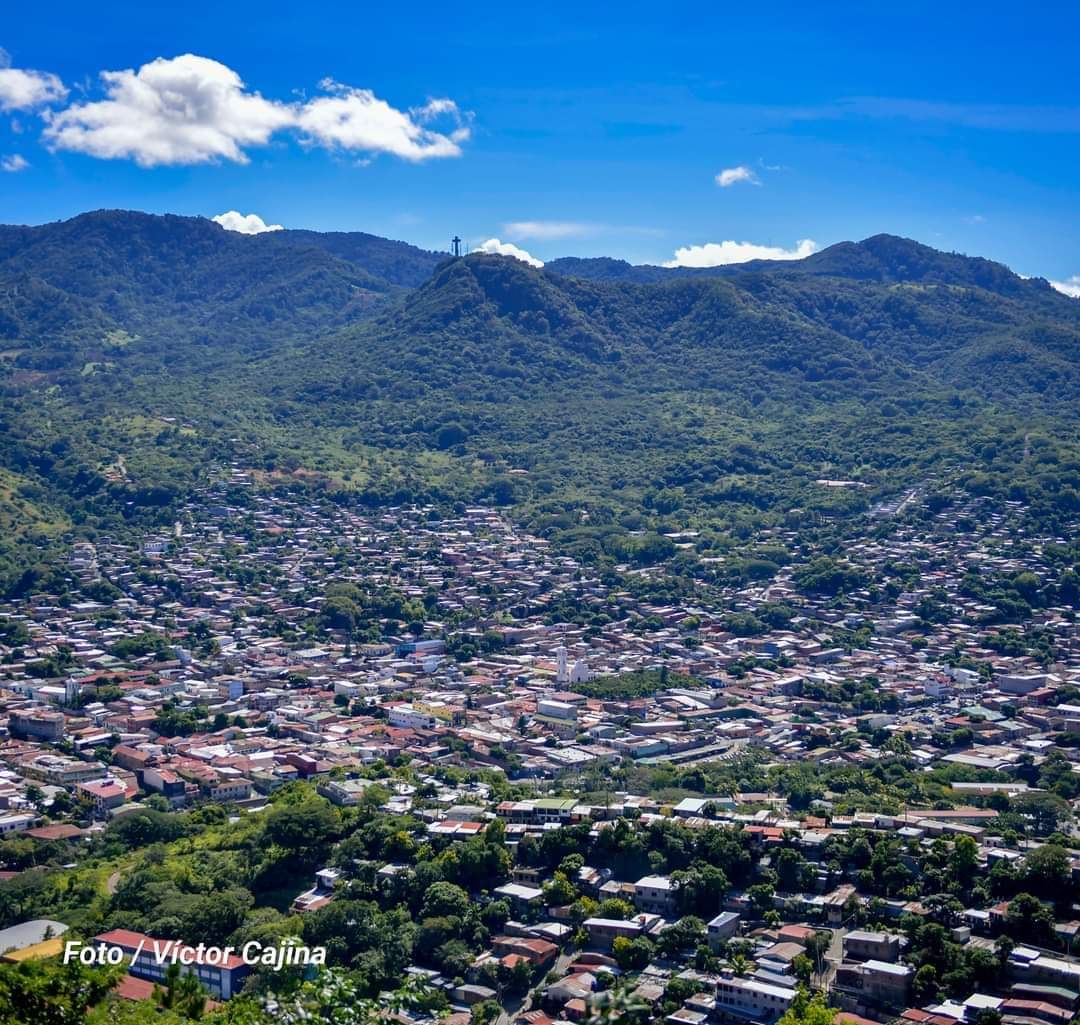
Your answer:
(556, 645), (569, 685)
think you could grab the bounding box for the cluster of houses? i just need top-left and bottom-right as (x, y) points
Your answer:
(281, 781), (1080, 1024)
(0, 477), (1077, 1023)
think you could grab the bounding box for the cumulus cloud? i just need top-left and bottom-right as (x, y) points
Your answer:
(476, 238), (544, 268)
(212, 210), (283, 234)
(1050, 275), (1080, 298)
(715, 165), (759, 187)
(503, 220), (593, 241)
(1, 154), (29, 172)
(296, 80), (469, 161)
(42, 55), (293, 167)
(0, 59), (67, 112)
(664, 238), (818, 268)
(40, 54), (471, 168)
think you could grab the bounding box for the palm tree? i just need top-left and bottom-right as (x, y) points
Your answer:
(727, 952), (752, 977)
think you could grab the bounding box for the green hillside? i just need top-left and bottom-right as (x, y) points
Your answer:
(1, 211), (1077, 589)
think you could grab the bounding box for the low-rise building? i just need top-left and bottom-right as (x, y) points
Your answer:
(706, 912), (741, 951)
(634, 875), (676, 915)
(713, 974), (795, 1023)
(842, 930), (904, 963)
(94, 929), (250, 999)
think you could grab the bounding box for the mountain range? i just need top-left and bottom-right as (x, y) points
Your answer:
(548, 234), (1057, 295)
(0, 210), (1077, 589)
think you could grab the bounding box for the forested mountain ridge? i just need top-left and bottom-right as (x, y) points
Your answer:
(315, 250), (1078, 405)
(547, 233), (1075, 305)
(0, 210), (1077, 591)
(0, 210), (443, 349)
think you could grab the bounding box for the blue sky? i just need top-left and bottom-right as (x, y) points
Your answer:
(2, 1), (1078, 289)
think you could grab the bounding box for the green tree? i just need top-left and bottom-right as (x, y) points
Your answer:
(0, 959), (121, 1025)
(471, 1000), (501, 1025)
(912, 964), (940, 1004)
(656, 917), (705, 959)
(420, 881), (470, 920)
(543, 871), (577, 907)
(1022, 844), (1072, 898)
(612, 936), (654, 971)
(1005, 893), (1055, 945)
(154, 962), (209, 1020)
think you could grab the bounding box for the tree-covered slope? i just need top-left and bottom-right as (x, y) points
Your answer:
(0, 211), (1077, 590)
(0, 210), (444, 353)
(548, 234), (1076, 309)
(309, 251), (1078, 405)
(255, 254), (1077, 539)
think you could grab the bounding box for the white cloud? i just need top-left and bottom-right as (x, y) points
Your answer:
(503, 220), (594, 241)
(212, 210), (283, 234)
(1050, 275), (1080, 298)
(295, 80), (469, 161)
(43, 54), (293, 167)
(1, 154), (29, 172)
(664, 238), (818, 268)
(715, 165), (759, 187)
(0, 63), (67, 112)
(41, 54), (470, 168)
(476, 238), (544, 268)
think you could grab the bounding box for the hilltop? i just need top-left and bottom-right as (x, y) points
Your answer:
(546, 233), (1065, 298)
(0, 210), (443, 348)
(0, 211), (1077, 587)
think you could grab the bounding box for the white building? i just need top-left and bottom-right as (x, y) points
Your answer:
(0, 812), (38, 836)
(634, 874), (676, 915)
(388, 704), (437, 729)
(537, 699), (577, 722)
(713, 975), (795, 1023)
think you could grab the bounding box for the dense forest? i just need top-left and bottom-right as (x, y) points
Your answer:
(1, 211), (1078, 590)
